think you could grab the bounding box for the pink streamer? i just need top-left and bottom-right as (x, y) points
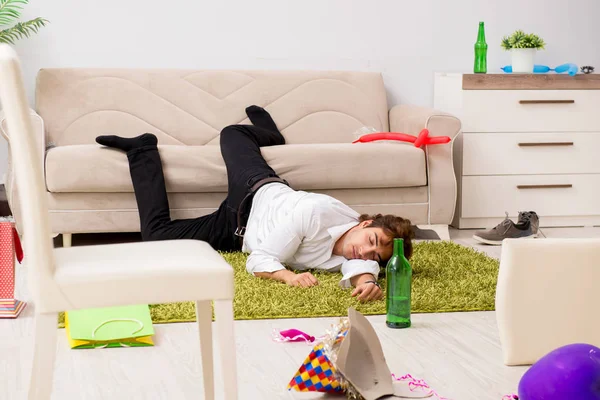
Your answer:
(272, 329), (317, 344)
(502, 395), (518, 400)
(392, 373), (449, 400)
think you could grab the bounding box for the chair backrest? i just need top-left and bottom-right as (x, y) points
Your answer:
(0, 45), (65, 310)
(496, 237), (600, 364)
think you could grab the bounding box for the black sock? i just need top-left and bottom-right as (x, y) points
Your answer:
(96, 133), (158, 152)
(246, 105), (280, 133)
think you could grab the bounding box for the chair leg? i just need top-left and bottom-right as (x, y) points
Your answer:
(62, 233), (72, 248)
(195, 300), (214, 400)
(28, 312), (58, 400)
(214, 300), (237, 400)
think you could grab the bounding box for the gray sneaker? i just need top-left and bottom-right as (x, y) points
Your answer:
(518, 211), (539, 236)
(472, 212), (537, 245)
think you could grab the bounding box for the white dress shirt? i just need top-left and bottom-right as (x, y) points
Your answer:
(242, 183), (380, 287)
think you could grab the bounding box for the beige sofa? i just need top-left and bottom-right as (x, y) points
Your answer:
(1, 69), (461, 240)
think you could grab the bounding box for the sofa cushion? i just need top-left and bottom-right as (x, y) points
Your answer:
(45, 142), (426, 193)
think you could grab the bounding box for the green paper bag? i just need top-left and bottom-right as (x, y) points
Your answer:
(65, 304), (155, 349)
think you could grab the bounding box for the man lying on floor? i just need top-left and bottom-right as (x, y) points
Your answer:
(95, 105), (414, 303)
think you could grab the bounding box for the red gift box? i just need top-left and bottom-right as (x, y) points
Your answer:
(0, 219), (25, 318)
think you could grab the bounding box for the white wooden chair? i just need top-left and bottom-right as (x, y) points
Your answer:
(0, 44), (237, 400)
(496, 237), (600, 365)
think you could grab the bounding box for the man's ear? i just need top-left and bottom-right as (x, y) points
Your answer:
(360, 220), (373, 228)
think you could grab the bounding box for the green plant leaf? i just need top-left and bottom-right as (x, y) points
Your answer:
(501, 29), (545, 50)
(526, 33), (545, 50)
(509, 29), (526, 47)
(0, 0), (28, 26)
(0, 17), (47, 44)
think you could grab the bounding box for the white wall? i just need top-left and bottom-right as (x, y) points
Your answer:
(3, 0), (599, 182)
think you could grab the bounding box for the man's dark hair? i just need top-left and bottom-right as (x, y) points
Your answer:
(358, 213), (414, 262)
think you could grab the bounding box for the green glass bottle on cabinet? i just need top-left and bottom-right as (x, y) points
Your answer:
(474, 22), (488, 73)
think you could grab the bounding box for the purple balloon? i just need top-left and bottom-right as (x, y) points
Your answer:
(519, 343), (600, 400)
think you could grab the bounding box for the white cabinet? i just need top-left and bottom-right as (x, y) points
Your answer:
(434, 72), (600, 229)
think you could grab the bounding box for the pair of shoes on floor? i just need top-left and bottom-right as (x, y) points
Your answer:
(473, 211), (539, 245)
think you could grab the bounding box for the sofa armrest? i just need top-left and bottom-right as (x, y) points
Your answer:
(0, 107), (46, 168)
(0, 108), (46, 226)
(389, 104), (461, 225)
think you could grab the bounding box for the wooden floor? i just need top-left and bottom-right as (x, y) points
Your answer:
(3, 226), (600, 400)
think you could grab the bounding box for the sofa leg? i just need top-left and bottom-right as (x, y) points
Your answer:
(62, 233), (72, 248)
(417, 224), (450, 241)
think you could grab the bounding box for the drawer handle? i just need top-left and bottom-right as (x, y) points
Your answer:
(517, 184), (573, 189)
(518, 142), (574, 147)
(519, 100), (575, 104)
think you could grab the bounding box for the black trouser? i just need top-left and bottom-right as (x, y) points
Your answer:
(126, 123), (285, 251)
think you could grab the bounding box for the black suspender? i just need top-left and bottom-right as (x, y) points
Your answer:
(234, 177), (289, 237)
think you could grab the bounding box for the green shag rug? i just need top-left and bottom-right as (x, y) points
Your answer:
(57, 241), (499, 327)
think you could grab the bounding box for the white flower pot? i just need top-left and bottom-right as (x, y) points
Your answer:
(511, 48), (536, 73)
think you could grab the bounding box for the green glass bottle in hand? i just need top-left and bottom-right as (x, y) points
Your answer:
(386, 238), (412, 329)
(474, 21), (488, 73)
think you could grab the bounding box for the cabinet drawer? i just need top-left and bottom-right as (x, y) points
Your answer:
(462, 132), (600, 175)
(461, 175), (600, 218)
(462, 90), (600, 132)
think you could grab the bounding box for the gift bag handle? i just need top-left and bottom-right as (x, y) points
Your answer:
(91, 318), (144, 349)
(12, 227), (23, 263)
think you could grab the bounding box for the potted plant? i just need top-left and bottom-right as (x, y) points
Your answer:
(501, 30), (545, 73)
(0, 0), (48, 45)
